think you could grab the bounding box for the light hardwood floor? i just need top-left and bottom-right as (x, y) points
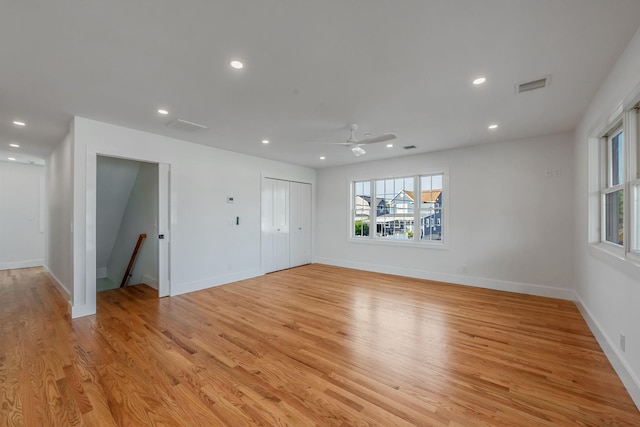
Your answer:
(1, 265), (638, 426)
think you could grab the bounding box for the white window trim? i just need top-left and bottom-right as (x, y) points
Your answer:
(348, 168), (450, 250)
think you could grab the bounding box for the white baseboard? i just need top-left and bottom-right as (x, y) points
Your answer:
(96, 267), (107, 279)
(172, 269), (263, 296)
(0, 259), (44, 271)
(314, 257), (575, 300)
(574, 295), (640, 409)
(42, 265), (71, 300)
(44, 265), (94, 319)
(142, 274), (159, 290)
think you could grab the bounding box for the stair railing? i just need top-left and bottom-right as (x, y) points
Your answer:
(120, 233), (147, 288)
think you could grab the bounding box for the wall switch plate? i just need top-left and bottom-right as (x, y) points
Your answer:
(620, 332), (626, 352)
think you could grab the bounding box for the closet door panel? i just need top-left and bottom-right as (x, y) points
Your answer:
(261, 178), (277, 273)
(273, 179), (290, 271)
(290, 182), (311, 267)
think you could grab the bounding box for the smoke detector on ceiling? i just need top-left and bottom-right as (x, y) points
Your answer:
(516, 75), (551, 94)
(166, 118), (208, 132)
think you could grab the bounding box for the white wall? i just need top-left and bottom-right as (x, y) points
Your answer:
(106, 162), (158, 287)
(316, 132), (575, 299)
(96, 156), (141, 278)
(67, 117), (315, 317)
(574, 25), (640, 405)
(45, 130), (74, 298)
(0, 161), (45, 270)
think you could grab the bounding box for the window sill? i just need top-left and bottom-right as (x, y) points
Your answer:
(589, 243), (640, 278)
(348, 237), (449, 250)
(590, 242), (625, 261)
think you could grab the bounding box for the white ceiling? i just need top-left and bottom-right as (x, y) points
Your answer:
(2, 0), (640, 168)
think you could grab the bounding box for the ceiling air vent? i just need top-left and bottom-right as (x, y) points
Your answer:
(167, 118), (208, 132)
(516, 76), (550, 94)
(403, 145), (417, 150)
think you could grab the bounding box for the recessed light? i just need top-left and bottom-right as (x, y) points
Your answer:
(157, 109), (169, 115)
(9, 143), (20, 148)
(13, 121), (26, 126)
(386, 143), (394, 148)
(488, 124), (498, 130)
(473, 77), (486, 85)
(320, 156), (326, 160)
(262, 139), (269, 144)
(230, 60), (244, 69)
(8, 157), (16, 161)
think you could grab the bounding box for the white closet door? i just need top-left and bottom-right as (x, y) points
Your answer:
(273, 179), (290, 271)
(261, 178), (290, 273)
(289, 181), (311, 267)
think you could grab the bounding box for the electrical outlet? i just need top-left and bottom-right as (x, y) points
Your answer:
(620, 332), (626, 352)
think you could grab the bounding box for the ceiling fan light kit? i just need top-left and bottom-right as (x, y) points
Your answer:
(351, 145), (366, 156)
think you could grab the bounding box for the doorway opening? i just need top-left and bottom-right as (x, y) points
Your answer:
(96, 156), (159, 293)
(85, 153), (171, 306)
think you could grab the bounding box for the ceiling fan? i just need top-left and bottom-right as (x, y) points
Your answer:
(307, 124), (397, 157)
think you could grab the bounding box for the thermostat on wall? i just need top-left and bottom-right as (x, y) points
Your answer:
(227, 196), (234, 203)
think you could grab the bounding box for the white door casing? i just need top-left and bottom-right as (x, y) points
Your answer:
(158, 162), (170, 297)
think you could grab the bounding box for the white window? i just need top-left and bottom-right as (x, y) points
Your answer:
(351, 172), (446, 245)
(352, 180), (371, 237)
(630, 106), (640, 254)
(376, 176), (414, 240)
(602, 124), (624, 246)
(420, 174), (443, 241)
(593, 103), (640, 261)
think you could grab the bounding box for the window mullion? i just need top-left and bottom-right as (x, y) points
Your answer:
(370, 179), (376, 239)
(413, 176), (420, 241)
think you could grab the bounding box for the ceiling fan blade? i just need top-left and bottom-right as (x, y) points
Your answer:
(357, 133), (397, 145)
(303, 141), (352, 145)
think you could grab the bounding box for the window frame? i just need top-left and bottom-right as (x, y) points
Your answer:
(348, 169), (449, 249)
